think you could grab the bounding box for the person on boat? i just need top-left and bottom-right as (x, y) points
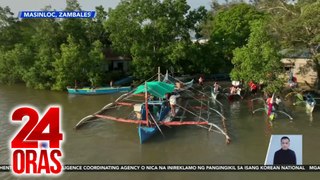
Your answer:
(74, 80), (78, 90)
(275, 96), (282, 105)
(236, 86), (241, 95)
(266, 95), (272, 105)
(110, 80), (114, 87)
(89, 78), (96, 89)
(213, 82), (221, 93)
(274, 96), (282, 110)
(169, 94), (177, 116)
(235, 86), (242, 99)
(266, 94), (275, 115)
(198, 76), (204, 86)
(149, 95), (155, 101)
(230, 86), (237, 95)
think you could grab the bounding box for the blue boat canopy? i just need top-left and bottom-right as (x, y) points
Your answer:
(134, 81), (175, 98)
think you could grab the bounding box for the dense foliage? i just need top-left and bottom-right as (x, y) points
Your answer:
(0, 0), (319, 91)
(0, 1), (109, 90)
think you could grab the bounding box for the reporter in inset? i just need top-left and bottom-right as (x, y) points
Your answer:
(273, 136), (297, 165)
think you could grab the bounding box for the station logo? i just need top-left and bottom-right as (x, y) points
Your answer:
(9, 106), (64, 176)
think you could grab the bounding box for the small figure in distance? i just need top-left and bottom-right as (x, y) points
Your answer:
(110, 80), (114, 87)
(274, 96), (282, 110)
(169, 93), (177, 117)
(248, 81), (258, 95)
(273, 136), (297, 165)
(213, 82), (221, 93)
(198, 76), (204, 86)
(230, 86), (237, 95)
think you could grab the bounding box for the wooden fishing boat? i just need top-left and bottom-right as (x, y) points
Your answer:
(74, 70), (231, 144)
(251, 95), (293, 121)
(67, 86), (131, 95)
(134, 81), (179, 143)
(286, 91), (318, 113)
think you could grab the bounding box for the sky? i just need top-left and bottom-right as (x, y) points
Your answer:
(0, 0), (224, 16)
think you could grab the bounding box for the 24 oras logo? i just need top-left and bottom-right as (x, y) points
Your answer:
(9, 106), (64, 176)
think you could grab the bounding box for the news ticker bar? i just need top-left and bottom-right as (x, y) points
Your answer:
(1, 165), (320, 172)
(19, 11), (95, 18)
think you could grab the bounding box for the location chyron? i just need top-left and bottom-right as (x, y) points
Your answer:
(9, 106), (64, 176)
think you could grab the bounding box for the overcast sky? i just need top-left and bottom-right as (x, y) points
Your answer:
(0, 0), (227, 16)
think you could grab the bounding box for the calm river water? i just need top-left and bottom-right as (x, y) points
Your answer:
(0, 84), (319, 179)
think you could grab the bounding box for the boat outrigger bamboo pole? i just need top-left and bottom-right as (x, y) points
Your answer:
(149, 113), (165, 137)
(175, 103), (231, 144)
(145, 81), (149, 127)
(158, 66), (161, 81)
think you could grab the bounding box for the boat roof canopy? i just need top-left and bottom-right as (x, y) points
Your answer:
(134, 81), (175, 98)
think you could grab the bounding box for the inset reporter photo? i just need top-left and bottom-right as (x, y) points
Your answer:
(265, 135), (302, 165)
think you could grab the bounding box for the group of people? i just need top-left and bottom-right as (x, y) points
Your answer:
(197, 77), (294, 111)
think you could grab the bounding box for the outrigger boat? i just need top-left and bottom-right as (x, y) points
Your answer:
(75, 69), (231, 144)
(251, 94), (293, 121)
(67, 86), (131, 95)
(285, 91), (319, 113)
(134, 81), (180, 143)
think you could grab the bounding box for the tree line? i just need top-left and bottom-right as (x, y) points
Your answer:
(0, 0), (319, 91)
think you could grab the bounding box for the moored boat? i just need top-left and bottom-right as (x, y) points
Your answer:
(67, 86), (131, 95)
(74, 69), (231, 144)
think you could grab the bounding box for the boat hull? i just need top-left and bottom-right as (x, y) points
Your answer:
(138, 106), (177, 144)
(138, 125), (158, 144)
(67, 86), (131, 95)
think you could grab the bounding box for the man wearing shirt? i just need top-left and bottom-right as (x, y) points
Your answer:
(273, 136), (297, 165)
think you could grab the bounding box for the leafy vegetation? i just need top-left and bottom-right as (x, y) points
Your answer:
(0, 0), (319, 91)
